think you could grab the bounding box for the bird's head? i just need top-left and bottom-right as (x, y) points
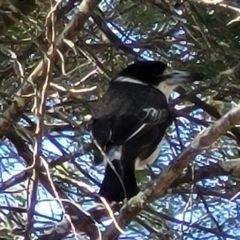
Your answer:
(112, 60), (205, 100)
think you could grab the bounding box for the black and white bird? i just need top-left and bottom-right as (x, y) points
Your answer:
(90, 60), (203, 203)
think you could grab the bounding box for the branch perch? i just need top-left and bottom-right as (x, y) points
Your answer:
(103, 103), (240, 239)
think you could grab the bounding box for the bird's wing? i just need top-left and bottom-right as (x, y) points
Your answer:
(91, 105), (170, 150)
(110, 107), (170, 144)
(93, 87), (169, 142)
(91, 84), (170, 162)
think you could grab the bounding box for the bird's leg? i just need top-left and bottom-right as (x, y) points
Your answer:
(142, 108), (168, 124)
(128, 191), (145, 208)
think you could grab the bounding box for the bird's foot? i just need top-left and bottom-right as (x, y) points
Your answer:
(128, 191), (145, 208)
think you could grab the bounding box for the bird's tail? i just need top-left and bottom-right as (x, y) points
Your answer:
(98, 159), (126, 203)
(98, 159), (140, 202)
(97, 145), (140, 203)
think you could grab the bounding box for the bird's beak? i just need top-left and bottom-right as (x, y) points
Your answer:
(157, 69), (205, 101)
(160, 69), (205, 86)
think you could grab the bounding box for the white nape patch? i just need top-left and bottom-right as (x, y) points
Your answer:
(107, 146), (122, 161)
(135, 141), (163, 170)
(114, 76), (148, 86)
(158, 81), (180, 102)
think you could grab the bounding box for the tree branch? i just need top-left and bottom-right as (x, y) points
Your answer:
(103, 103), (240, 239)
(0, 0), (101, 137)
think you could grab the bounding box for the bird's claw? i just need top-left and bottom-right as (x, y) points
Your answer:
(128, 191), (145, 208)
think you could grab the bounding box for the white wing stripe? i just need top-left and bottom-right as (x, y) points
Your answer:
(125, 123), (147, 142)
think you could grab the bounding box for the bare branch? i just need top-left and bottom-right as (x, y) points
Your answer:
(103, 104), (240, 239)
(0, 0), (100, 137)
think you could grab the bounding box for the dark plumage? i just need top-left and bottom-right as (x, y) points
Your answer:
(90, 60), (204, 203)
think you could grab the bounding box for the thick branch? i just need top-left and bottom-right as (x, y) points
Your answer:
(103, 104), (240, 239)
